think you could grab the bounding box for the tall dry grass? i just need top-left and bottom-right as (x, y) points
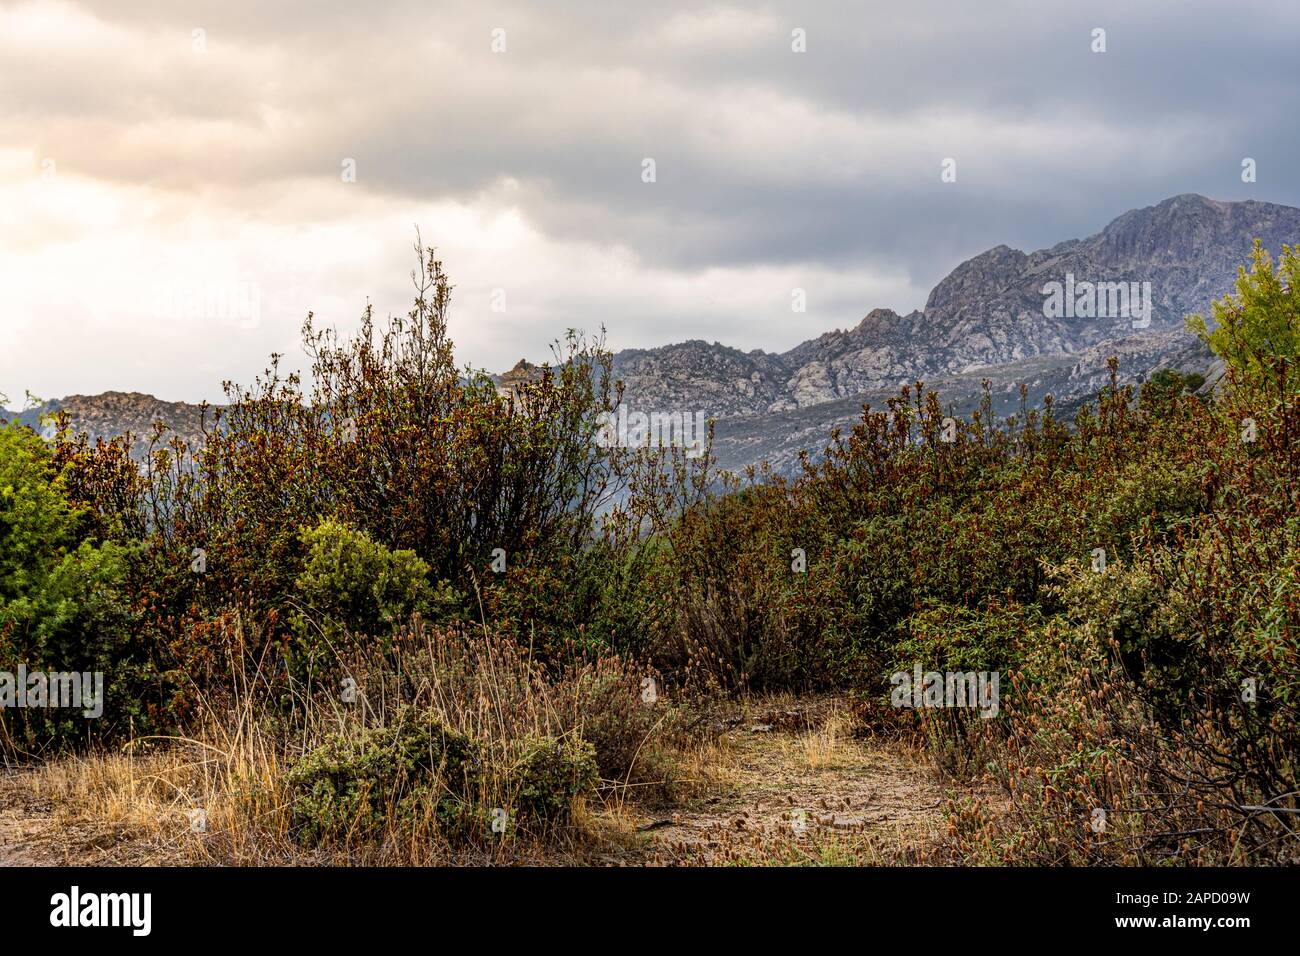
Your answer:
(23, 611), (694, 865)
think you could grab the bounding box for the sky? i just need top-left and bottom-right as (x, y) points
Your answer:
(3, 0), (1298, 405)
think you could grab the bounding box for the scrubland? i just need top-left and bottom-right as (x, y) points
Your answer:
(2, 242), (1297, 866)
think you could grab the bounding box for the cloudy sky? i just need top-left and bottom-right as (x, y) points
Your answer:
(3, 0), (1298, 405)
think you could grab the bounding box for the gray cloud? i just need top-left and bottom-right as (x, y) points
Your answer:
(2, 0), (1297, 403)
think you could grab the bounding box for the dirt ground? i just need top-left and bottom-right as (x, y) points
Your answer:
(625, 701), (948, 865)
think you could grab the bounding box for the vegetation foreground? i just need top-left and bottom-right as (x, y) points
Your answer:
(2, 241), (1297, 866)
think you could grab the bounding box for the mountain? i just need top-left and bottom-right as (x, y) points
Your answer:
(610, 341), (789, 417)
(6, 194), (1294, 475)
(615, 194), (1300, 417)
(1, 392), (210, 462)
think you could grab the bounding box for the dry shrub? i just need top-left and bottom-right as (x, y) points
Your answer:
(335, 617), (693, 793)
(930, 612), (1298, 865)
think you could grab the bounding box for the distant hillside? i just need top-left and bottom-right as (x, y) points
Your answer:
(7, 193), (1291, 475)
(1, 392), (211, 462)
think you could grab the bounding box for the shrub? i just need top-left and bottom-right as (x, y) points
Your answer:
(0, 424), (79, 604)
(1188, 240), (1300, 402)
(504, 735), (599, 823)
(1140, 368), (1205, 417)
(286, 706), (599, 846)
(289, 518), (452, 675)
(556, 655), (688, 791)
(332, 621), (687, 796)
(892, 600), (1037, 678)
(0, 426), (155, 751)
(286, 709), (482, 845)
(1047, 557), (1191, 723)
(886, 601), (1041, 776)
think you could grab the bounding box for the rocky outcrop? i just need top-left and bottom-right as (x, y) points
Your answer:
(1064, 329), (1212, 398)
(612, 194), (1299, 417)
(610, 341), (790, 417)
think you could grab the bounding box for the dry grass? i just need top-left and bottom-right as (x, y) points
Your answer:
(791, 713), (855, 770)
(12, 743), (632, 866)
(20, 732), (305, 865)
(0, 616), (697, 866)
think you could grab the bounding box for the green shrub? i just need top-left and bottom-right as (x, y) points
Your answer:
(289, 518), (455, 674)
(0, 424), (79, 604)
(0, 426), (153, 750)
(286, 707), (599, 846)
(1189, 240), (1300, 401)
(892, 601), (1038, 678)
(1047, 556), (1191, 721)
(1140, 368), (1206, 416)
(506, 735), (599, 823)
(286, 709), (482, 845)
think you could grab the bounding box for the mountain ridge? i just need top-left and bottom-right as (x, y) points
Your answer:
(6, 193), (1295, 475)
(610, 193), (1298, 418)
